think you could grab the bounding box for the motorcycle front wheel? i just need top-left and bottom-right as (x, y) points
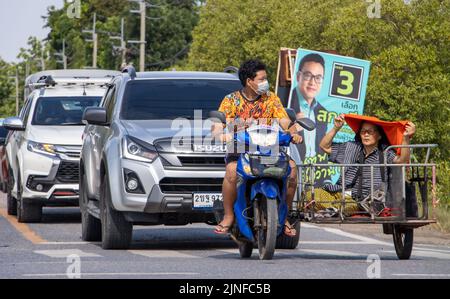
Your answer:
(254, 196), (278, 260)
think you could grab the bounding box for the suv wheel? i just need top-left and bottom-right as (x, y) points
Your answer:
(16, 172), (42, 223)
(80, 173), (101, 241)
(100, 173), (132, 249)
(6, 168), (17, 216)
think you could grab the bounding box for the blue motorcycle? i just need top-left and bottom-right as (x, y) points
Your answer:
(210, 109), (315, 260)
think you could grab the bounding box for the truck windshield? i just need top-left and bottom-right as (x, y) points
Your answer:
(120, 79), (242, 120)
(32, 97), (102, 126)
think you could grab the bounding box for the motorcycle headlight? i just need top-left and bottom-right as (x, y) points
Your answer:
(27, 141), (56, 156)
(248, 128), (278, 147)
(123, 136), (158, 163)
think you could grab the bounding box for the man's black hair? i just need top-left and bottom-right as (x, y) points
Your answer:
(355, 121), (390, 148)
(298, 53), (325, 73)
(238, 59), (267, 87)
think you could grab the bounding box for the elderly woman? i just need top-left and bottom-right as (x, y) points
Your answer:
(312, 114), (416, 216)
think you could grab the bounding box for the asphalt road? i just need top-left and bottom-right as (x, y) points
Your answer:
(1, 192), (450, 279)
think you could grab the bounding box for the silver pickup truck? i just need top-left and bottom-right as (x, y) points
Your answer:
(80, 67), (246, 249)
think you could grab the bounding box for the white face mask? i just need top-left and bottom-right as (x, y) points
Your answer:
(250, 80), (269, 96)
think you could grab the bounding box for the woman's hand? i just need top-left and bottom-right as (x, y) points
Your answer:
(404, 122), (415, 138)
(334, 114), (345, 130)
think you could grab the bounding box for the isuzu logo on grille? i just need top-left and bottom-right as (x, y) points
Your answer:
(192, 144), (226, 152)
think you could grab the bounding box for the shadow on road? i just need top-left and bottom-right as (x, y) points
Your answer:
(131, 226), (236, 250)
(41, 207), (81, 224)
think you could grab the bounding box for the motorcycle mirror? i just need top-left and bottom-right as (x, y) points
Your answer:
(297, 117), (316, 131)
(285, 108), (297, 123)
(209, 111), (226, 124)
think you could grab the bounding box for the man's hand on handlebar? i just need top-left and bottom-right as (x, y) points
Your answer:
(288, 125), (303, 144)
(291, 133), (303, 144)
(219, 133), (233, 143)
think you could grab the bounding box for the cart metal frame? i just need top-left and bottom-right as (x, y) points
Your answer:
(292, 144), (438, 259)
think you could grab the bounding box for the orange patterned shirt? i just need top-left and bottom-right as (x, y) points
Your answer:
(218, 91), (288, 128)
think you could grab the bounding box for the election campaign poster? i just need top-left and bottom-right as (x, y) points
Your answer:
(288, 48), (371, 185)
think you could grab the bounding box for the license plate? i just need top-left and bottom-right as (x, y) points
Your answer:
(193, 193), (223, 209)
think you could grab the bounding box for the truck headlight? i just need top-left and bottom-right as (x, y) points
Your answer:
(123, 136), (158, 163)
(27, 141), (56, 156)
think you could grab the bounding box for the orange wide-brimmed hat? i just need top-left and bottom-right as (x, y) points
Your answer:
(344, 114), (410, 154)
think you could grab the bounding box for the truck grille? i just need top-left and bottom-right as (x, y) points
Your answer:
(56, 161), (80, 183)
(159, 178), (223, 193)
(178, 156), (225, 167)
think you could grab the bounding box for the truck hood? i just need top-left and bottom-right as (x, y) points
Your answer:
(28, 126), (85, 145)
(121, 120), (213, 144)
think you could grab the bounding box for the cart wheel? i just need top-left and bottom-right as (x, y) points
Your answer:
(393, 225), (414, 260)
(238, 241), (253, 258)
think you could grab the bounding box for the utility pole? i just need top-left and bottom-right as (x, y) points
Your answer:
(110, 18), (127, 65)
(83, 13), (98, 68)
(15, 68), (19, 115)
(8, 69), (19, 115)
(139, 1), (145, 72)
(40, 46), (46, 71)
(55, 39), (67, 69)
(129, 0), (147, 72)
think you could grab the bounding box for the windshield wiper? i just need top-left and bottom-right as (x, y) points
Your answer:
(59, 122), (85, 126)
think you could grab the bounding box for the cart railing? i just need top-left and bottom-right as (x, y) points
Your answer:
(295, 144), (438, 225)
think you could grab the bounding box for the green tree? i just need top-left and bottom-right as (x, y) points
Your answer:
(186, 0), (450, 160)
(0, 58), (18, 118)
(44, 0), (200, 70)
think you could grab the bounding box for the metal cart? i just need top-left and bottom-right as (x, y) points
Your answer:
(293, 144), (438, 260)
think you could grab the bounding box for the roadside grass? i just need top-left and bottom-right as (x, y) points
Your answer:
(434, 161), (450, 233)
(434, 205), (450, 233)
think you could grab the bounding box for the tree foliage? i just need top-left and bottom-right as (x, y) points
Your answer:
(44, 0), (200, 70)
(186, 0), (450, 160)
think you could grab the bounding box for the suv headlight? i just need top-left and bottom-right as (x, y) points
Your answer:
(27, 141), (56, 156)
(122, 136), (158, 163)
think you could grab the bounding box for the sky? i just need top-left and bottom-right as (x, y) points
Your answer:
(0, 0), (64, 63)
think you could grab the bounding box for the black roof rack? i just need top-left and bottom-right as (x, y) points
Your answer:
(37, 75), (57, 86)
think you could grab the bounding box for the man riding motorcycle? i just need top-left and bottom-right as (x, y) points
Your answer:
(211, 59), (302, 236)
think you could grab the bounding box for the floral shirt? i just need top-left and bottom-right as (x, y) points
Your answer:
(218, 91), (288, 130)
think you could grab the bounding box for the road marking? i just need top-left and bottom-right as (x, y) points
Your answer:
(392, 274), (450, 277)
(298, 249), (362, 257)
(412, 247), (450, 254)
(299, 241), (369, 245)
(128, 250), (201, 258)
(0, 208), (47, 244)
(385, 250), (450, 260)
(34, 249), (101, 258)
(40, 242), (93, 245)
(215, 249), (239, 254)
(301, 223), (322, 229)
(23, 272), (199, 277)
(320, 226), (391, 245)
